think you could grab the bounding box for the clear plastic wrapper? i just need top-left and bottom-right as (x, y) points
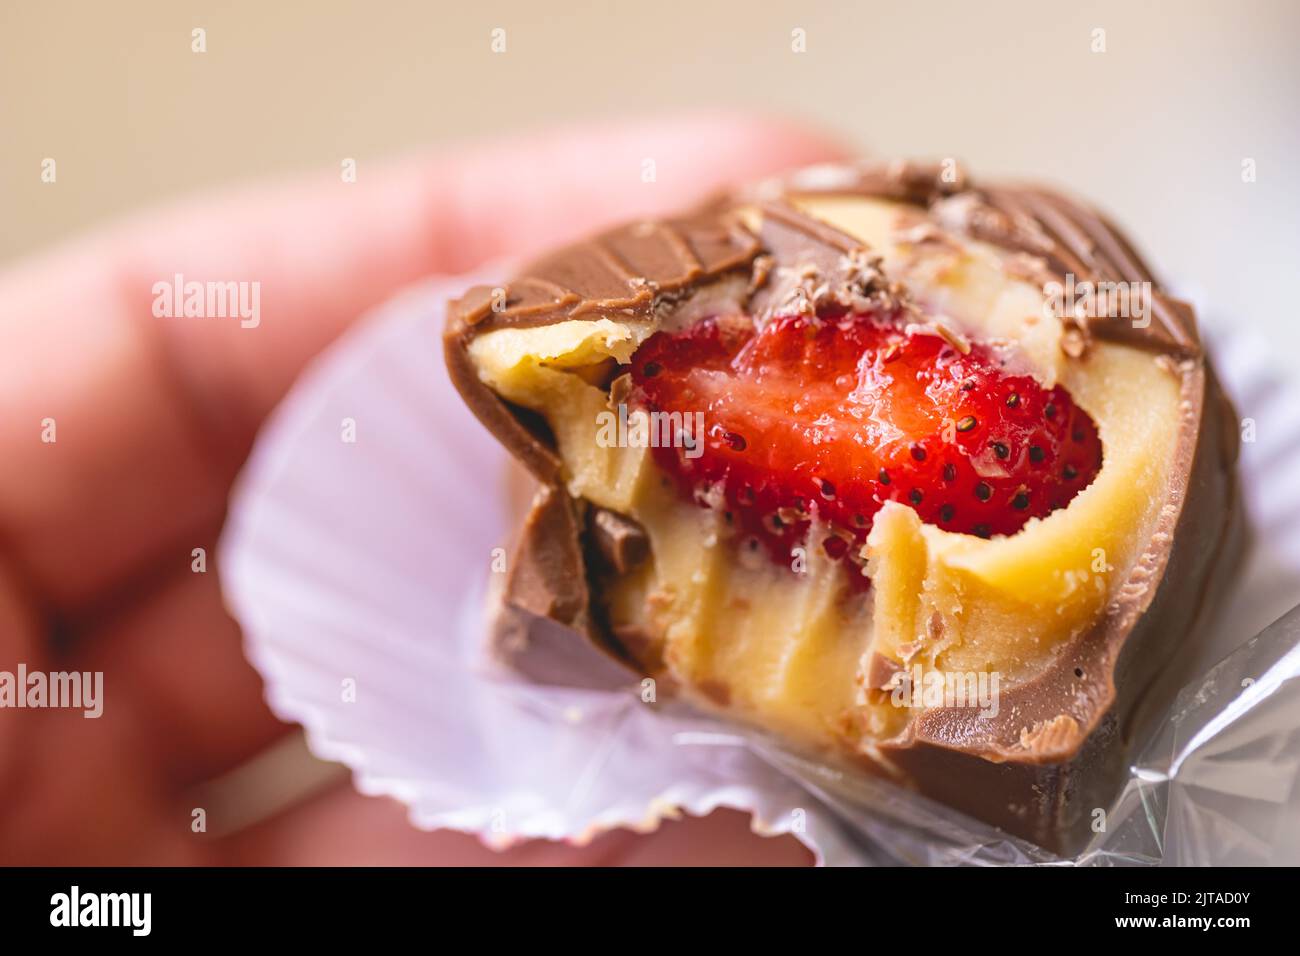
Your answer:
(220, 272), (1300, 865)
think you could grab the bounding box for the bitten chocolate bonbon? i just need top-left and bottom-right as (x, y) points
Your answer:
(445, 160), (1242, 853)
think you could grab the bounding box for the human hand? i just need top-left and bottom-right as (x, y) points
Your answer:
(0, 114), (844, 865)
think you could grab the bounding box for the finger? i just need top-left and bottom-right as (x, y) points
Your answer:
(0, 114), (849, 608)
(0, 697), (204, 866)
(72, 532), (291, 789)
(0, 555), (49, 787)
(0, 532), (292, 861)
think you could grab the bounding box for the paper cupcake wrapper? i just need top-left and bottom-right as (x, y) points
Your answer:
(220, 272), (1300, 865)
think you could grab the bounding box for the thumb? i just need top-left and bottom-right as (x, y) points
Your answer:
(12, 112), (850, 429)
(0, 113), (849, 604)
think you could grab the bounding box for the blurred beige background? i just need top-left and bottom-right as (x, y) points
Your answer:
(3, 0), (1298, 361)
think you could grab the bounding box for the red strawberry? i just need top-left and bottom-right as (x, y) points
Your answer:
(628, 308), (1102, 578)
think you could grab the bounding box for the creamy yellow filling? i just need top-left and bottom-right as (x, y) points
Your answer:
(468, 198), (1180, 752)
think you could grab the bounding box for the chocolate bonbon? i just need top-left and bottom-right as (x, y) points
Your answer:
(445, 160), (1242, 853)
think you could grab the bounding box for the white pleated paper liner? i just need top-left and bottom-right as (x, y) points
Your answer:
(220, 274), (1300, 866)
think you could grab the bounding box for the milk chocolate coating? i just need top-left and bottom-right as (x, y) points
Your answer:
(445, 214), (759, 484)
(444, 160), (1241, 854)
(491, 486), (636, 690)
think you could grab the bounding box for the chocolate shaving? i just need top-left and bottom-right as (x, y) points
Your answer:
(865, 652), (905, 691)
(589, 507), (650, 575)
(748, 200), (899, 322)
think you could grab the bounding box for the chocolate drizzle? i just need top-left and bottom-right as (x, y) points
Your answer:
(448, 213), (760, 337)
(449, 159), (1202, 377)
(772, 162), (1200, 357)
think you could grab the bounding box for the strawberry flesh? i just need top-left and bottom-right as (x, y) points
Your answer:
(628, 308), (1103, 577)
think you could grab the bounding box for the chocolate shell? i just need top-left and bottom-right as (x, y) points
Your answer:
(443, 160), (1242, 854)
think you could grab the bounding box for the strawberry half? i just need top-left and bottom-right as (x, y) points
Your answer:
(628, 308), (1102, 576)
